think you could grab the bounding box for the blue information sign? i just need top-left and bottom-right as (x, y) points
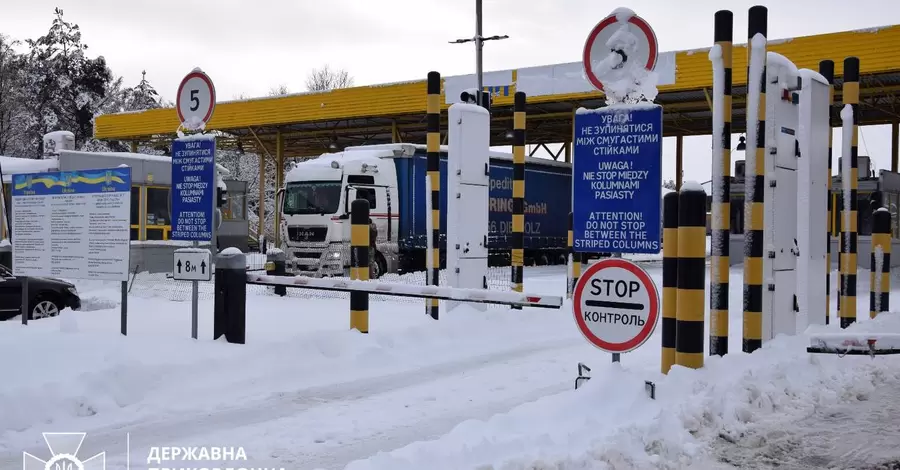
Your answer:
(171, 136), (216, 241)
(572, 105), (663, 254)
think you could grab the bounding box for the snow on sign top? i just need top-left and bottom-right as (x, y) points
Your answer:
(177, 69), (216, 131)
(582, 8), (658, 103)
(573, 258), (660, 354)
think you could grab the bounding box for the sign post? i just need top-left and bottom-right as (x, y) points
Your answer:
(173, 68), (217, 340)
(576, 8), (663, 364)
(573, 258), (660, 357)
(11, 168), (132, 331)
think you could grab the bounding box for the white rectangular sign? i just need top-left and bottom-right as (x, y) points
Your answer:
(173, 248), (212, 281)
(11, 167), (132, 281)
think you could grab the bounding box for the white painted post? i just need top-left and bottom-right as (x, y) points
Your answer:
(796, 70), (831, 329)
(446, 102), (491, 312)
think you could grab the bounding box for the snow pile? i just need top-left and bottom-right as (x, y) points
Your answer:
(590, 8), (659, 105)
(346, 315), (900, 470)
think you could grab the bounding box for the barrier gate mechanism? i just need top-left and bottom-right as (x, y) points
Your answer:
(762, 53), (831, 340)
(446, 101), (490, 312)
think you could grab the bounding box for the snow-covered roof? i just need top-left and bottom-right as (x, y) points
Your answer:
(341, 143), (572, 169)
(61, 150), (173, 164)
(0, 156), (59, 181)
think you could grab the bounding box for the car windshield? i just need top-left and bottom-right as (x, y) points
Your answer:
(283, 181), (342, 215)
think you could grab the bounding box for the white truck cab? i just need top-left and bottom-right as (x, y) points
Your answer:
(278, 146), (401, 278)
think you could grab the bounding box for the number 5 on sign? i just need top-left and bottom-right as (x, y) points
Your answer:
(177, 68), (216, 130)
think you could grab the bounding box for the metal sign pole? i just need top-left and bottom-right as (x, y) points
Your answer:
(121, 280), (128, 335)
(192, 240), (199, 340)
(611, 252), (622, 363)
(20, 276), (28, 325)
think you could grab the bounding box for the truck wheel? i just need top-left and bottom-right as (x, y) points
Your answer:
(371, 252), (387, 279)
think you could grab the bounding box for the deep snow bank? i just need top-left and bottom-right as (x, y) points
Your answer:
(345, 314), (900, 470)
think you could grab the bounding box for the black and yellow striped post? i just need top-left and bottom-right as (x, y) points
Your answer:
(710, 9), (733, 357)
(567, 212), (580, 299)
(661, 191), (678, 374)
(426, 71), (441, 320)
(511, 92), (526, 308)
(840, 57), (860, 329)
(743, 5), (766, 354)
(870, 207), (891, 319)
(820, 59), (834, 325)
(676, 185), (706, 369)
(350, 198), (370, 333)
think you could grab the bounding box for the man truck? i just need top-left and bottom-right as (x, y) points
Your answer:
(277, 143), (574, 278)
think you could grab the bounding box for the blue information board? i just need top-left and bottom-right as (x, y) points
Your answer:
(572, 105), (663, 254)
(171, 136), (216, 241)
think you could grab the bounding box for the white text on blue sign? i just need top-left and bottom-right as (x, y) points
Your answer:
(572, 107), (663, 254)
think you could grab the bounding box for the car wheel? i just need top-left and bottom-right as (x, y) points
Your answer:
(30, 298), (60, 320)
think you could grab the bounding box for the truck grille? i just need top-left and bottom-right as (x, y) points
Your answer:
(288, 226), (327, 242)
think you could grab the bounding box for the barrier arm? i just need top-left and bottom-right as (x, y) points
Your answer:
(246, 273), (563, 309)
(807, 333), (900, 356)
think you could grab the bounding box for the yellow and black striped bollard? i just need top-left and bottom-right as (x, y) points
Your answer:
(676, 184), (706, 369)
(511, 91), (526, 308)
(820, 59), (834, 325)
(743, 5), (766, 353)
(710, 9), (733, 356)
(870, 205), (891, 319)
(426, 71), (441, 320)
(350, 198), (370, 333)
(661, 191), (678, 374)
(840, 57), (860, 329)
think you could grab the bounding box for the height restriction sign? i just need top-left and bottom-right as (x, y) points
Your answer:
(573, 258), (660, 354)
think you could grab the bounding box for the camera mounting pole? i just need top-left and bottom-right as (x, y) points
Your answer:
(448, 0), (509, 107)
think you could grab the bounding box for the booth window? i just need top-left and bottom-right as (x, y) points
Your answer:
(224, 192), (246, 220)
(131, 186), (141, 240)
(145, 186), (171, 240)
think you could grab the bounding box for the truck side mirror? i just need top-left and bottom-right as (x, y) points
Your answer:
(344, 187), (358, 215)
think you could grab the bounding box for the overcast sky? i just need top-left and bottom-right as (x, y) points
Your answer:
(2, 0), (899, 183)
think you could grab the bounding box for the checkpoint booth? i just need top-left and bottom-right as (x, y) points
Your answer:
(0, 136), (250, 274)
(725, 155), (900, 267)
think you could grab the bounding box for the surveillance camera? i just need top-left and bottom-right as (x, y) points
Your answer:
(460, 87), (479, 104)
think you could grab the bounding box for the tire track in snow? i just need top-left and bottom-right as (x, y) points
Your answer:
(709, 378), (900, 470)
(0, 337), (586, 468)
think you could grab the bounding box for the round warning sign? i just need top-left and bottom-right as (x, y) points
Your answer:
(582, 9), (658, 92)
(176, 69), (216, 130)
(573, 258), (660, 353)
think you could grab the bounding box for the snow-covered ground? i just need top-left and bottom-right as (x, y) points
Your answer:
(1, 259), (899, 469)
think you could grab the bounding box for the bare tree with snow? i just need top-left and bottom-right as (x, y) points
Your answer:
(305, 65), (354, 92)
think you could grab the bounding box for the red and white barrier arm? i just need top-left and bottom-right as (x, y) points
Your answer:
(246, 273), (563, 309)
(807, 333), (900, 355)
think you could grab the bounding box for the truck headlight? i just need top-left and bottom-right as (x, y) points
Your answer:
(331, 251), (341, 259)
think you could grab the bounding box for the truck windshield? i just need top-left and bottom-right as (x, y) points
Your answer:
(283, 181), (342, 215)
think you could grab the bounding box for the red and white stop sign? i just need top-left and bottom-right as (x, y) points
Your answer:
(573, 258), (660, 354)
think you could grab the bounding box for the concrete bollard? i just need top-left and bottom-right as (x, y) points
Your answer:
(266, 248), (287, 297)
(214, 249), (247, 344)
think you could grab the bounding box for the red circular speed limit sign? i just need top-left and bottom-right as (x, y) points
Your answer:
(176, 69), (216, 130)
(573, 258), (660, 353)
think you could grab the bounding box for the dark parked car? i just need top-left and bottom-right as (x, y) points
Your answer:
(0, 264), (81, 321)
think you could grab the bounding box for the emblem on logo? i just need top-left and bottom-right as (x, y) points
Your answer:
(23, 433), (105, 470)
